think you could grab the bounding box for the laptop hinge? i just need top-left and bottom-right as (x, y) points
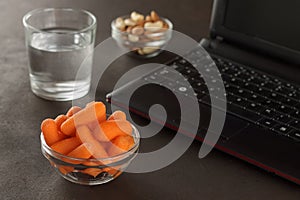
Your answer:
(207, 36), (224, 49)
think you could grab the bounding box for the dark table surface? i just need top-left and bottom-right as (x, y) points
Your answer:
(1, 0), (300, 199)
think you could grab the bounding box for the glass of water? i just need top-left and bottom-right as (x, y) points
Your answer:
(23, 8), (96, 101)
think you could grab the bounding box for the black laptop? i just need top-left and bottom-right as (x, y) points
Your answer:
(107, 0), (300, 184)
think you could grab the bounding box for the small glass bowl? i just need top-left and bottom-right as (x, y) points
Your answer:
(111, 16), (173, 58)
(40, 125), (140, 185)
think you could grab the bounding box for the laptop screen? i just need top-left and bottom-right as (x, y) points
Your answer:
(211, 0), (300, 63)
(224, 0), (300, 52)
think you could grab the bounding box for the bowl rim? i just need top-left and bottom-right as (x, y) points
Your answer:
(111, 15), (173, 37)
(40, 124), (140, 163)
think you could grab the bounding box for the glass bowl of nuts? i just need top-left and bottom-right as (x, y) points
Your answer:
(111, 11), (173, 58)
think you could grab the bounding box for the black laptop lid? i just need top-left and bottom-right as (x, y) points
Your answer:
(210, 0), (300, 64)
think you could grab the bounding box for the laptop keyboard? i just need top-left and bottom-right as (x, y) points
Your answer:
(142, 48), (300, 141)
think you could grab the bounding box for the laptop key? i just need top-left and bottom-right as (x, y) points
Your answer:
(288, 130), (300, 141)
(196, 92), (207, 101)
(259, 88), (283, 101)
(251, 77), (267, 85)
(274, 86), (292, 95)
(274, 114), (293, 124)
(225, 85), (241, 95)
(221, 68), (236, 76)
(260, 108), (277, 119)
(261, 82), (278, 90)
(157, 68), (185, 82)
(160, 79), (177, 89)
(246, 102), (265, 113)
(170, 62), (181, 70)
(281, 98), (299, 107)
(241, 82), (257, 91)
(234, 72), (249, 80)
(144, 74), (166, 84)
(227, 103), (262, 123)
(289, 119), (300, 130)
(173, 63), (186, 72)
(286, 91), (299, 101)
(290, 109), (300, 119)
(294, 103), (300, 110)
(191, 81), (206, 91)
(273, 124), (292, 135)
(226, 92), (237, 104)
(270, 92), (285, 102)
(243, 91), (256, 100)
(284, 82), (294, 89)
(230, 96), (250, 108)
(258, 118), (278, 128)
(247, 94), (266, 104)
(273, 104), (295, 115)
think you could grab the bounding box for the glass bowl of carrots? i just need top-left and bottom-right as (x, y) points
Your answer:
(40, 102), (140, 185)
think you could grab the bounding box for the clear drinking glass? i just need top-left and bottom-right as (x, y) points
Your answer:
(23, 8), (97, 101)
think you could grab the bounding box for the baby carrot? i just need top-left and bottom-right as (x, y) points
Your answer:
(57, 131), (67, 141)
(107, 135), (135, 156)
(99, 142), (111, 150)
(103, 166), (122, 177)
(81, 168), (103, 177)
(82, 157), (103, 166)
(61, 102), (106, 136)
(110, 169), (122, 178)
(58, 166), (74, 175)
(54, 115), (68, 141)
(108, 111), (126, 121)
(55, 114), (68, 129)
(67, 143), (93, 158)
(65, 143), (93, 164)
(87, 120), (99, 132)
(76, 125), (108, 158)
(85, 101), (95, 108)
(87, 102), (106, 123)
(66, 106), (82, 117)
(50, 137), (81, 155)
(41, 118), (63, 146)
(93, 120), (132, 142)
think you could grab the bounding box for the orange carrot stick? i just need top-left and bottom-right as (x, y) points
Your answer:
(109, 169), (122, 178)
(81, 168), (103, 177)
(99, 142), (111, 150)
(66, 106), (82, 117)
(65, 143), (93, 164)
(87, 120), (99, 132)
(58, 166), (74, 175)
(55, 115), (68, 129)
(85, 101), (95, 108)
(67, 143), (93, 159)
(61, 102), (106, 136)
(50, 137), (81, 155)
(107, 135), (135, 156)
(108, 111), (126, 121)
(54, 115), (68, 140)
(93, 120), (132, 142)
(76, 125), (108, 158)
(103, 166), (122, 177)
(41, 118), (63, 146)
(88, 102), (106, 123)
(82, 157), (103, 166)
(58, 131), (68, 140)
